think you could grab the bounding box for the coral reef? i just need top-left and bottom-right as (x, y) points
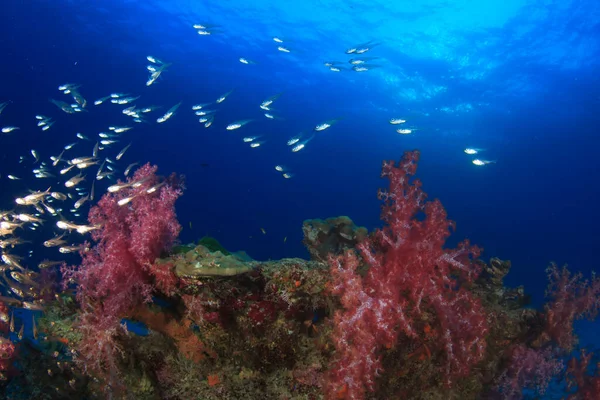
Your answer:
(2, 152), (600, 399)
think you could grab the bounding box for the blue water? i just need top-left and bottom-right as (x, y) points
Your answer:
(1, 0), (600, 395)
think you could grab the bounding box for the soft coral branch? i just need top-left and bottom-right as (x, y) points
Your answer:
(327, 151), (488, 399)
(543, 264), (600, 351)
(495, 345), (564, 399)
(565, 350), (600, 400)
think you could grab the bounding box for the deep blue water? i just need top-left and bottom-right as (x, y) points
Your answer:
(1, 0), (600, 395)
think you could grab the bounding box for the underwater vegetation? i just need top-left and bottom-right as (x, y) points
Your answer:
(1, 150), (599, 399)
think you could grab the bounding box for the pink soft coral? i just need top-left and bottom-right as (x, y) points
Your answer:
(565, 350), (600, 400)
(62, 163), (183, 380)
(495, 345), (564, 399)
(327, 151), (488, 399)
(543, 264), (600, 351)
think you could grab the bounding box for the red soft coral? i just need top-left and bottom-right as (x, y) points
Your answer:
(495, 344), (564, 399)
(565, 350), (600, 400)
(327, 151), (488, 399)
(543, 264), (600, 351)
(64, 163), (183, 310)
(62, 163), (183, 382)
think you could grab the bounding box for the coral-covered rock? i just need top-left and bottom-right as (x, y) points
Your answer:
(168, 244), (255, 278)
(302, 216), (367, 261)
(475, 258), (530, 310)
